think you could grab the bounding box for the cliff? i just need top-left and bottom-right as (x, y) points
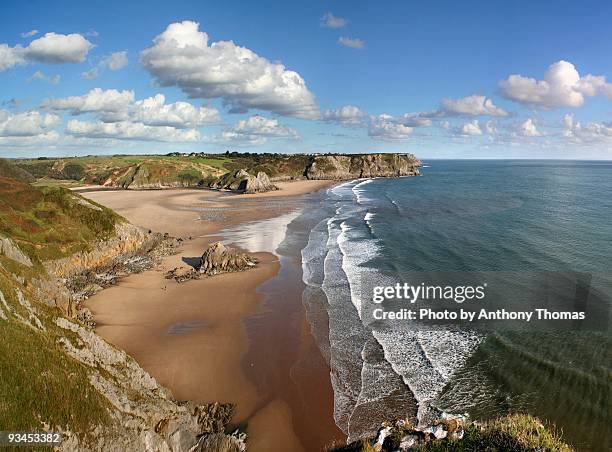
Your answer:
(0, 169), (242, 451)
(305, 153), (420, 180)
(15, 152), (420, 193)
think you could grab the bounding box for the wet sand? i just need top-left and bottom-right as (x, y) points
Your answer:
(83, 180), (344, 451)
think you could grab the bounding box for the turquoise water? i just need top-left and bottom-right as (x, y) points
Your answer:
(302, 161), (611, 451)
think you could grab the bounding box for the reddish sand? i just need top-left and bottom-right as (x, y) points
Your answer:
(82, 181), (344, 451)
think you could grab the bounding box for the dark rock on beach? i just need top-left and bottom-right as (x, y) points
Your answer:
(165, 242), (257, 282)
(199, 242), (257, 275)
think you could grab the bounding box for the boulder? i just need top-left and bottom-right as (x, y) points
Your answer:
(198, 242), (257, 275)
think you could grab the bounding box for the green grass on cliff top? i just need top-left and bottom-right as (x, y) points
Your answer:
(331, 414), (573, 452)
(0, 175), (122, 263)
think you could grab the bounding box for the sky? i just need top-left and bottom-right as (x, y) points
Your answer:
(2, 0), (612, 159)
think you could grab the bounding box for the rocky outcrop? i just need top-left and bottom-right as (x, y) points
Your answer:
(164, 242), (257, 282)
(305, 153), (420, 180)
(54, 317), (243, 451)
(208, 169), (278, 194)
(0, 235), (33, 267)
(198, 242), (257, 275)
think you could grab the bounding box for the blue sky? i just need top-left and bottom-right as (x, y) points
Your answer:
(2, 0), (612, 159)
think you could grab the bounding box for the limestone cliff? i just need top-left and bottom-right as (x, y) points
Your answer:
(304, 153), (420, 180)
(208, 169), (278, 194)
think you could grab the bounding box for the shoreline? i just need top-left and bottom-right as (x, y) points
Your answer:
(82, 179), (344, 451)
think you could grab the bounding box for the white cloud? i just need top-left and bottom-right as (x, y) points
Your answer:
(27, 70), (60, 84)
(438, 95), (508, 117)
(499, 60), (612, 108)
(131, 94), (219, 128)
(44, 89), (220, 128)
(21, 30), (39, 38)
(458, 120), (483, 136)
(101, 51), (128, 71)
(369, 114), (414, 140)
(321, 12), (347, 29)
(140, 21), (319, 119)
(66, 119), (200, 142)
(25, 32), (94, 63)
(517, 118), (543, 137)
(43, 88), (135, 115)
(562, 114), (612, 144)
(222, 115), (298, 144)
(0, 110), (60, 137)
(0, 44), (26, 71)
(322, 105), (366, 125)
(1, 32), (94, 71)
(81, 51), (129, 79)
(396, 113), (433, 127)
(562, 113), (574, 131)
(81, 67), (99, 79)
(338, 37), (364, 49)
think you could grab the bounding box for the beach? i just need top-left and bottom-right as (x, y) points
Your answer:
(81, 180), (344, 452)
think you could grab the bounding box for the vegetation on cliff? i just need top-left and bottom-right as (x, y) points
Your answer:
(14, 152), (420, 191)
(331, 414), (573, 452)
(0, 159), (241, 450)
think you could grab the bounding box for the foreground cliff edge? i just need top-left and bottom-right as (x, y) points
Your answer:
(0, 163), (243, 451)
(0, 156), (573, 451)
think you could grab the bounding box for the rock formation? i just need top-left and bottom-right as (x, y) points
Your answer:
(0, 235), (33, 267)
(208, 169), (278, 194)
(305, 153), (420, 180)
(198, 242), (257, 275)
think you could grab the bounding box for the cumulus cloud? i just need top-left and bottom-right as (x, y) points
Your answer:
(21, 30), (39, 38)
(322, 105), (366, 125)
(0, 32), (94, 71)
(499, 60), (612, 108)
(140, 21), (319, 119)
(222, 115), (298, 144)
(458, 120), (483, 136)
(338, 37), (364, 49)
(101, 51), (128, 71)
(81, 51), (129, 79)
(43, 88), (135, 115)
(27, 70), (60, 84)
(0, 44), (26, 71)
(0, 109), (60, 137)
(368, 114), (414, 140)
(437, 95), (508, 117)
(66, 119), (200, 142)
(25, 32), (94, 63)
(44, 89), (220, 128)
(562, 114), (612, 144)
(321, 12), (347, 29)
(516, 118), (543, 137)
(81, 67), (99, 79)
(131, 94), (219, 128)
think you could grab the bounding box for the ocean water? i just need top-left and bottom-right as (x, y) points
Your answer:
(300, 160), (612, 451)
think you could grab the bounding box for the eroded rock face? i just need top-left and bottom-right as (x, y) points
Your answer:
(0, 236), (33, 267)
(208, 169), (277, 193)
(305, 153), (420, 180)
(199, 242), (257, 275)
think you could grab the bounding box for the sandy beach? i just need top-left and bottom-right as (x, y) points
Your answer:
(82, 180), (344, 451)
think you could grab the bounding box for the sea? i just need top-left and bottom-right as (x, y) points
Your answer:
(295, 160), (612, 451)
